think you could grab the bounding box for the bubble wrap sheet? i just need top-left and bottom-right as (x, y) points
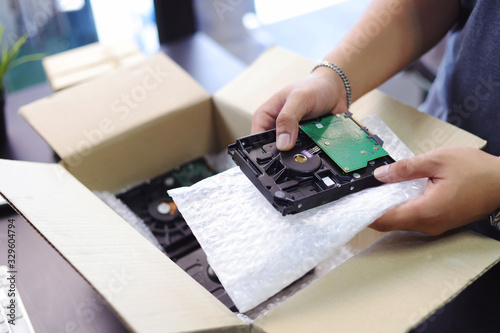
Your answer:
(169, 116), (426, 312)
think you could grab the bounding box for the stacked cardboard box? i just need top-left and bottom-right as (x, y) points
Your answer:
(42, 40), (147, 91)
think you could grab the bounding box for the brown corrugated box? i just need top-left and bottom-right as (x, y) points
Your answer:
(42, 40), (147, 91)
(0, 47), (498, 332)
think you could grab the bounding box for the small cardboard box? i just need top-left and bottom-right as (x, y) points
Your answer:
(42, 40), (147, 92)
(1, 47), (499, 332)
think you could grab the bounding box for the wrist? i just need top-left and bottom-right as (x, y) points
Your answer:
(485, 155), (500, 229)
(310, 63), (350, 112)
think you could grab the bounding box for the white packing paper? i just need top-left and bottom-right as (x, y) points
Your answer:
(169, 115), (427, 312)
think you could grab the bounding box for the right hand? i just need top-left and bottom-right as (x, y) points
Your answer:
(370, 147), (500, 235)
(251, 67), (349, 151)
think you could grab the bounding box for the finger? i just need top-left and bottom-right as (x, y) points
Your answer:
(275, 90), (312, 150)
(369, 190), (448, 236)
(251, 91), (288, 134)
(252, 110), (277, 134)
(374, 153), (441, 183)
(369, 194), (428, 232)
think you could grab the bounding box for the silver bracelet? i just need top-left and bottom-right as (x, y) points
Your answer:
(311, 61), (352, 110)
(489, 207), (500, 230)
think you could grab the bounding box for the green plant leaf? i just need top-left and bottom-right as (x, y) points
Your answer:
(5, 35), (27, 73)
(0, 46), (8, 80)
(8, 35), (27, 59)
(0, 24), (43, 85)
(8, 53), (45, 71)
(0, 26), (4, 48)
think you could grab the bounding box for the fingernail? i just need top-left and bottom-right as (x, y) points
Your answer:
(374, 165), (389, 180)
(276, 133), (291, 150)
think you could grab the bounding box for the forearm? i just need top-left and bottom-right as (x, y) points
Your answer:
(251, 0), (462, 149)
(322, 0), (461, 101)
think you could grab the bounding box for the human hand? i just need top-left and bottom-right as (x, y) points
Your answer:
(251, 67), (348, 151)
(370, 147), (500, 235)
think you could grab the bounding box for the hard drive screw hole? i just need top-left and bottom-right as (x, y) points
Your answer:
(157, 202), (172, 215)
(353, 173), (361, 179)
(275, 191), (285, 199)
(294, 154), (308, 163)
(164, 177), (175, 187)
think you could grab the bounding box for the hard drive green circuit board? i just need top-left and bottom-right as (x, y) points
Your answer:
(300, 112), (389, 172)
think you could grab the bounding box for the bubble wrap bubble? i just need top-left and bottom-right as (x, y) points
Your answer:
(169, 115), (427, 312)
(244, 243), (359, 319)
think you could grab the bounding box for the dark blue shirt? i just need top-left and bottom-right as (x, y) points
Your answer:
(420, 0), (500, 238)
(422, 0), (500, 156)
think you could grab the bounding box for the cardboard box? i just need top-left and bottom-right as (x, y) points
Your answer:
(42, 40), (147, 91)
(1, 47), (499, 332)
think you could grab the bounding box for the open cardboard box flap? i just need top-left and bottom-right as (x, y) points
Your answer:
(0, 160), (244, 333)
(253, 229), (500, 333)
(2, 46), (498, 332)
(212, 47), (316, 147)
(22, 53), (215, 192)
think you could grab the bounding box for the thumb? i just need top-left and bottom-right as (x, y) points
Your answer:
(275, 92), (311, 151)
(374, 154), (439, 183)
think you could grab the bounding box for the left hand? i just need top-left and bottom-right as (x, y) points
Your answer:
(370, 147), (500, 235)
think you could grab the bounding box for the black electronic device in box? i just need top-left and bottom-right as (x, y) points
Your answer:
(228, 112), (395, 215)
(117, 159), (237, 311)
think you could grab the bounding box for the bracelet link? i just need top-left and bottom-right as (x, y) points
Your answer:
(311, 61), (352, 110)
(490, 207), (500, 230)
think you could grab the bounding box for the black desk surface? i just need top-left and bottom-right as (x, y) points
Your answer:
(1, 30), (499, 332)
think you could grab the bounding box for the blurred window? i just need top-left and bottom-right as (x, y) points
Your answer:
(1, 0), (157, 92)
(254, 0), (349, 24)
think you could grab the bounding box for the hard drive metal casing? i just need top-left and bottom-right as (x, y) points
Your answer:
(228, 113), (395, 215)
